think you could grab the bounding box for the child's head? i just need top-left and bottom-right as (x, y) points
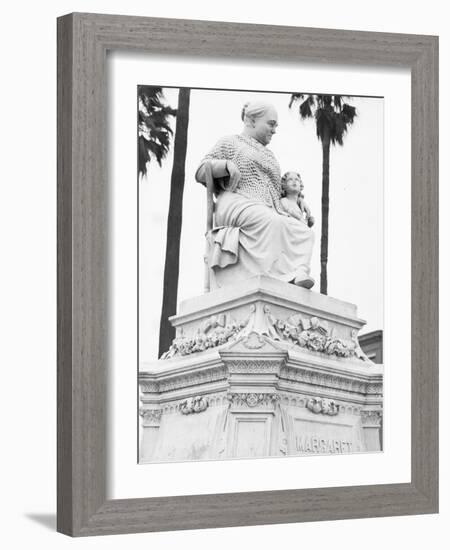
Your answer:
(281, 171), (304, 197)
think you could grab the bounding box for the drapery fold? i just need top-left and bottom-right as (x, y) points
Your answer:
(207, 226), (241, 269)
(208, 191), (314, 290)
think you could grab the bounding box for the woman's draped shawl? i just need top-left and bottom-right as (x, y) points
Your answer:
(199, 134), (284, 270)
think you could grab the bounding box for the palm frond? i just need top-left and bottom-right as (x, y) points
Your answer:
(315, 107), (334, 140)
(331, 114), (346, 145)
(333, 95), (342, 111)
(146, 139), (168, 166)
(138, 86), (177, 177)
(139, 135), (151, 176)
(299, 97), (313, 118)
(342, 103), (357, 123)
(289, 92), (357, 146)
(288, 93), (304, 109)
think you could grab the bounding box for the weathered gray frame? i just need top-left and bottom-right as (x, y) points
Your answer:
(57, 12), (438, 537)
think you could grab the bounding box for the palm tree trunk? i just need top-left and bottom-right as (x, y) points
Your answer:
(158, 88), (190, 357)
(320, 135), (330, 295)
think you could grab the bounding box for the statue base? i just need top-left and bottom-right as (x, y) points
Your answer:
(139, 276), (383, 462)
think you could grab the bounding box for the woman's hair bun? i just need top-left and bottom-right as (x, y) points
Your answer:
(241, 102), (250, 121)
(241, 100), (276, 123)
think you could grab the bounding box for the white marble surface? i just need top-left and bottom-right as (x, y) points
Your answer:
(140, 278), (382, 462)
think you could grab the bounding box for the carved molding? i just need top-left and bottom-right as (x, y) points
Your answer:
(159, 367), (228, 393)
(361, 409), (383, 427)
(179, 396), (209, 415)
(150, 393), (229, 415)
(366, 382), (383, 395)
(227, 359), (282, 374)
(306, 397), (339, 416)
(161, 305), (370, 361)
(227, 392), (280, 408)
(278, 394), (363, 415)
(141, 364), (380, 401)
(139, 408), (162, 425)
(141, 362), (379, 399)
(278, 404), (289, 455)
(281, 365), (372, 395)
(140, 381), (160, 393)
(140, 366), (228, 395)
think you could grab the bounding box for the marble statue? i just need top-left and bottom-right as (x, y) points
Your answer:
(195, 100), (315, 290)
(138, 101), (383, 464)
(280, 171), (315, 228)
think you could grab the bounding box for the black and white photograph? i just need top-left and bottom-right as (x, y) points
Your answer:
(1, 0), (444, 544)
(138, 86), (384, 463)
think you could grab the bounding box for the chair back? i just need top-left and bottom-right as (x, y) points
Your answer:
(203, 161), (215, 292)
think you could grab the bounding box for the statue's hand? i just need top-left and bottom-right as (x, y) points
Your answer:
(307, 216), (315, 228)
(225, 161), (241, 191)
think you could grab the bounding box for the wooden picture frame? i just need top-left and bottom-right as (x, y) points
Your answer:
(57, 12), (438, 536)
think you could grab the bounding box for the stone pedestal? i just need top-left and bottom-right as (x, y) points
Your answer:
(139, 276), (383, 463)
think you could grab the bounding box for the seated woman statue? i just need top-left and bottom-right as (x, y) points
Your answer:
(195, 100), (315, 290)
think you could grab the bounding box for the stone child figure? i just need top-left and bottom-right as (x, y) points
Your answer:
(280, 171), (315, 228)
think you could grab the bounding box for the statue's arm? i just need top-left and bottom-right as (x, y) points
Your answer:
(299, 198), (315, 226)
(195, 159), (229, 184)
(195, 135), (237, 184)
(299, 197), (312, 217)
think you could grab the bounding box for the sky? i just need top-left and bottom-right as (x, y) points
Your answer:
(139, 87), (384, 362)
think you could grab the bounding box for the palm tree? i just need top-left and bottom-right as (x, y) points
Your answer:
(158, 88), (191, 357)
(289, 94), (357, 295)
(138, 86), (177, 177)
(138, 86), (191, 358)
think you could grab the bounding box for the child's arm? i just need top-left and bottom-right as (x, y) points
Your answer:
(299, 198), (315, 227)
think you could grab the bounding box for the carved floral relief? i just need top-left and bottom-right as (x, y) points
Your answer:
(161, 306), (370, 362)
(227, 392), (280, 408)
(179, 396), (209, 415)
(306, 397), (340, 416)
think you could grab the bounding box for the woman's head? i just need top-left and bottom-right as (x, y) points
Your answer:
(281, 171), (304, 197)
(241, 100), (278, 146)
